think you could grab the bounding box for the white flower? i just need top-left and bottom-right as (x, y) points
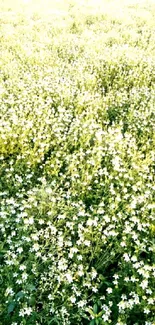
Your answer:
(70, 296), (76, 303)
(102, 314), (109, 321)
(58, 259), (68, 271)
(22, 272), (28, 281)
(5, 287), (14, 296)
(17, 247), (23, 253)
(31, 233), (39, 241)
(146, 289), (152, 294)
(28, 217), (34, 224)
(77, 300), (86, 308)
(148, 297), (154, 304)
(77, 255), (83, 260)
(104, 215), (110, 223)
(33, 243), (40, 251)
(65, 273), (73, 283)
(19, 265), (26, 271)
(45, 187), (52, 194)
(38, 219), (44, 225)
(24, 217), (34, 225)
(78, 270), (84, 276)
(19, 309), (25, 317)
(113, 280), (118, 285)
(113, 274), (119, 279)
(91, 269), (97, 279)
(140, 280), (148, 289)
(131, 255), (137, 262)
(24, 307), (32, 315)
(70, 247), (78, 254)
(120, 241), (126, 247)
(123, 253), (130, 262)
(84, 240), (91, 246)
(118, 300), (127, 311)
(86, 219), (94, 226)
(106, 287), (112, 294)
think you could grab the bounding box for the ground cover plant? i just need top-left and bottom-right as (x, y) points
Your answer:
(0, 0), (155, 324)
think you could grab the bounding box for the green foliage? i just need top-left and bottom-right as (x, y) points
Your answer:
(0, 0), (155, 324)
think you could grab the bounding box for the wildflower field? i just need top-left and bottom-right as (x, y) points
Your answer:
(0, 0), (155, 324)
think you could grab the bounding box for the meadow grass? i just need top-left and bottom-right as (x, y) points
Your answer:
(0, 0), (155, 324)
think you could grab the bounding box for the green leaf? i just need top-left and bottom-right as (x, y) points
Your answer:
(86, 308), (95, 317)
(27, 284), (36, 291)
(93, 303), (98, 315)
(29, 296), (36, 306)
(97, 311), (104, 317)
(89, 320), (95, 325)
(8, 302), (16, 314)
(16, 291), (24, 299)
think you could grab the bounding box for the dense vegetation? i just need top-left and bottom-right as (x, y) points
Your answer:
(0, 0), (155, 324)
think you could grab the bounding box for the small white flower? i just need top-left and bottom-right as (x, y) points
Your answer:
(131, 276), (137, 282)
(77, 300), (86, 308)
(45, 187), (52, 194)
(118, 300), (127, 311)
(113, 274), (119, 279)
(86, 219), (94, 226)
(131, 255), (137, 262)
(120, 241), (126, 247)
(77, 255), (83, 260)
(65, 273), (73, 283)
(92, 287), (98, 293)
(31, 233), (39, 241)
(123, 253), (130, 262)
(102, 314), (109, 321)
(13, 273), (18, 278)
(19, 265), (26, 271)
(78, 268), (85, 276)
(106, 287), (112, 294)
(19, 309), (25, 317)
(91, 269), (97, 279)
(24, 307), (32, 315)
(140, 280), (148, 289)
(84, 240), (91, 246)
(24, 217), (34, 225)
(17, 247), (23, 253)
(5, 288), (14, 296)
(148, 297), (154, 304)
(38, 219), (44, 225)
(22, 272), (28, 281)
(70, 296), (76, 303)
(146, 289), (152, 294)
(33, 243), (40, 251)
